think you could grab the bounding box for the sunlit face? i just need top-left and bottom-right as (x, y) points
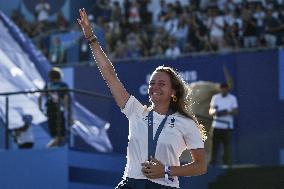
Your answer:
(148, 71), (175, 105)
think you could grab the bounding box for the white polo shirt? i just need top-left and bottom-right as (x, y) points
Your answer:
(210, 93), (238, 129)
(121, 96), (204, 188)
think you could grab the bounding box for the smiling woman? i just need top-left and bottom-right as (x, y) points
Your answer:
(148, 70), (174, 110)
(77, 8), (207, 189)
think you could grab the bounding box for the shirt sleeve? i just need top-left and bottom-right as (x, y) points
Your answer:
(210, 94), (216, 108)
(231, 95), (238, 109)
(121, 95), (146, 119)
(60, 82), (68, 89)
(183, 120), (204, 150)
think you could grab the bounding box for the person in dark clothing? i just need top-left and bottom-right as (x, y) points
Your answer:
(243, 16), (258, 48)
(38, 67), (70, 147)
(264, 9), (284, 47)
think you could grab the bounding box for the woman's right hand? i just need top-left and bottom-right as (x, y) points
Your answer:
(77, 8), (93, 39)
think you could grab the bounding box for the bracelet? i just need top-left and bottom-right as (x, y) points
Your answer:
(164, 166), (174, 183)
(86, 34), (93, 39)
(88, 35), (97, 44)
(165, 169), (169, 181)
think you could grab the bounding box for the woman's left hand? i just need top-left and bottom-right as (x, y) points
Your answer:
(141, 157), (164, 179)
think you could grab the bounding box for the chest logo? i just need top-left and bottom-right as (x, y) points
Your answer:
(169, 117), (175, 128)
(143, 115), (148, 121)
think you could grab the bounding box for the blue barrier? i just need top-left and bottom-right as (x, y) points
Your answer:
(0, 148), (224, 189)
(0, 148), (68, 189)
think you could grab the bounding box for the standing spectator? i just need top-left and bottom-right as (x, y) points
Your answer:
(137, 0), (152, 24)
(225, 22), (242, 48)
(123, 0), (132, 20)
(223, 6), (235, 26)
(93, 16), (107, 50)
(93, 0), (112, 22)
(139, 27), (152, 57)
(205, 7), (225, 50)
(106, 2), (123, 53)
(187, 13), (214, 52)
(171, 14), (189, 51)
(49, 37), (65, 65)
(153, 0), (168, 25)
(223, 6), (243, 31)
(243, 15), (258, 48)
(173, 0), (184, 15)
(35, 0), (50, 22)
(38, 40), (49, 58)
(209, 83), (238, 167)
(152, 25), (169, 51)
(78, 36), (91, 62)
(38, 67), (71, 148)
(186, 13), (204, 52)
(163, 7), (179, 35)
(11, 10), (32, 36)
(165, 38), (181, 58)
(264, 9), (282, 47)
(253, 3), (266, 36)
(128, 0), (141, 30)
(111, 1), (123, 24)
(56, 11), (69, 31)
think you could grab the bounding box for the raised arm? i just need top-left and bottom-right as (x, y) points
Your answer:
(77, 8), (129, 109)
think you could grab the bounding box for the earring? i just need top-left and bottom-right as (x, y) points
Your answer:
(171, 95), (177, 102)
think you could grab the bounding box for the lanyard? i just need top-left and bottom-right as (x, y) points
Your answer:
(147, 110), (171, 160)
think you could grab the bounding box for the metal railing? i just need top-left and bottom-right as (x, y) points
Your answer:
(0, 88), (112, 150)
(0, 88), (230, 150)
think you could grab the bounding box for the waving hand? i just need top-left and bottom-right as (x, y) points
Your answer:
(77, 8), (93, 38)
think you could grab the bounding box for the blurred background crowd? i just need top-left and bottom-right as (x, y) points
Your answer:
(11, 0), (284, 64)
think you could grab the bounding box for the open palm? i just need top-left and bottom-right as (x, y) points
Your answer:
(77, 8), (93, 38)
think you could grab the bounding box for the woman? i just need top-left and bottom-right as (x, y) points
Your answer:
(77, 8), (206, 189)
